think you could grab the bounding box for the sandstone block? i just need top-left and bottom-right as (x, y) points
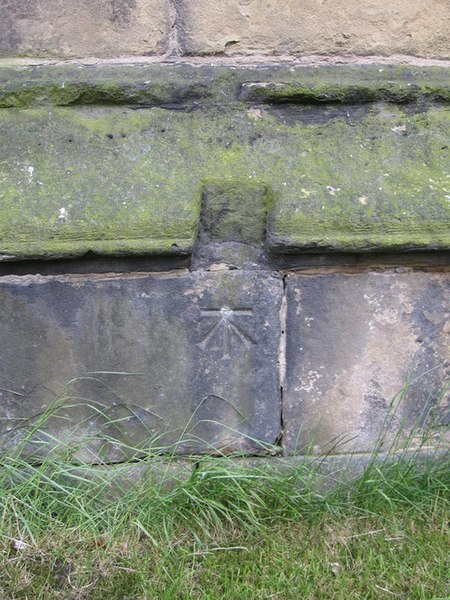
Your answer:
(0, 270), (282, 461)
(177, 0), (450, 59)
(0, 0), (167, 58)
(283, 271), (450, 454)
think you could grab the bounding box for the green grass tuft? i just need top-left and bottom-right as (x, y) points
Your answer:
(0, 381), (448, 598)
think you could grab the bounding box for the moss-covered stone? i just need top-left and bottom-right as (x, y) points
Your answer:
(200, 181), (269, 243)
(238, 79), (450, 104)
(0, 64), (449, 260)
(0, 107), (201, 259)
(0, 63), (448, 108)
(267, 105), (450, 253)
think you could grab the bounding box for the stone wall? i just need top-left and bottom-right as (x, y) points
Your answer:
(0, 3), (449, 465)
(0, 0), (449, 60)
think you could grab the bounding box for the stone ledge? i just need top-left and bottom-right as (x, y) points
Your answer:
(0, 63), (449, 108)
(0, 64), (449, 263)
(50, 448), (450, 498)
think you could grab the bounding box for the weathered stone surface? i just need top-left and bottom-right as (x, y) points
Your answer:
(177, 0), (450, 59)
(1, 0), (450, 60)
(0, 0), (167, 58)
(192, 181), (270, 268)
(1, 92), (448, 262)
(0, 270), (282, 461)
(266, 105), (450, 256)
(283, 271), (450, 455)
(0, 106), (201, 261)
(1, 64), (448, 109)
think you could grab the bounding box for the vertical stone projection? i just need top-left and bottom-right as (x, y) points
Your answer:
(0, 271), (282, 461)
(283, 272), (449, 455)
(192, 181), (270, 268)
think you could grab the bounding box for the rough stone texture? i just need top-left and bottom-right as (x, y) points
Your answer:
(0, 0), (167, 58)
(1, 0), (450, 60)
(283, 271), (450, 455)
(1, 64), (449, 109)
(0, 67), (448, 262)
(192, 181), (270, 268)
(0, 270), (282, 461)
(177, 0), (450, 59)
(0, 107), (202, 261)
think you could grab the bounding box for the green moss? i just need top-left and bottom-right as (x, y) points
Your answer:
(0, 238), (193, 260)
(0, 100), (448, 260)
(200, 180), (270, 243)
(0, 63), (448, 108)
(0, 82), (181, 109)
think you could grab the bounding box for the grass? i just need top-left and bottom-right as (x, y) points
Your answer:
(1, 511), (448, 599)
(0, 383), (449, 598)
(0, 447), (449, 598)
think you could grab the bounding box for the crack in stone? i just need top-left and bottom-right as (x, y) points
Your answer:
(166, 0), (181, 57)
(277, 274), (288, 448)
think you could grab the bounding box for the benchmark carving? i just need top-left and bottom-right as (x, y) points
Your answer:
(198, 306), (255, 360)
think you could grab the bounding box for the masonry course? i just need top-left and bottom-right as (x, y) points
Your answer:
(177, 0), (450, 60)
(0, 1), (449, 60)
(0, 62), (449, 462)
(0, 65), (449, 264)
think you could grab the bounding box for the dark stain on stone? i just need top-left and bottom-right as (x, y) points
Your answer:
(411, 282), (446, 342)
(249, 132), (263, 145)
(401, 281), (449, 428)
(107, 0), (137, 25)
